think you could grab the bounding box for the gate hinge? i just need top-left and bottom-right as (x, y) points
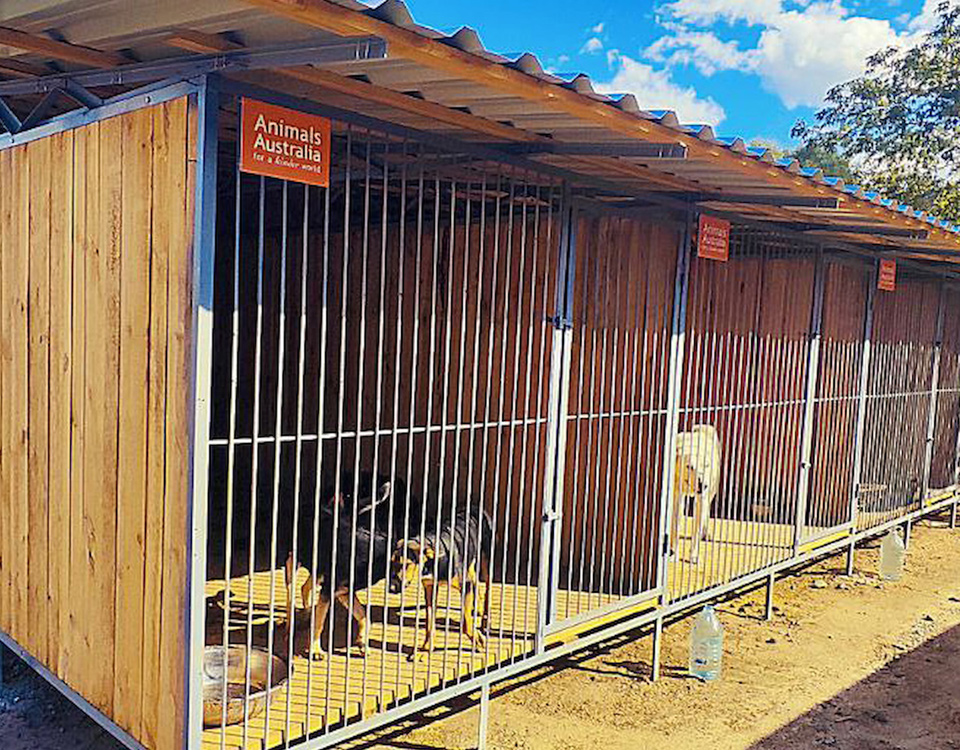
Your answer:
(543, 507), (561, 523)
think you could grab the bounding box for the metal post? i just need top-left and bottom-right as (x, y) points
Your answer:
(0, 642), (6, 686)
(848, 260), (878, 534)
(185, 74), (220, 750)
(845, 540), (855, 575)
(655, 212), (693, 601)
(765, 572), (775, 621)
(537, 185), (576, 651)
(922, 283), (947, 504)
(651, 615), (664, 682)
(904, 519), (912, 548)
(951, 501), (958, 529)
(477, 682), (491, 750)
(794, 249), (826, 552)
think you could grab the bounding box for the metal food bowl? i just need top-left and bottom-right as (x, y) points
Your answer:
(202, 645), (290, 727)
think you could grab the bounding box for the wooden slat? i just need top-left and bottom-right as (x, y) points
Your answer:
(165, 28), (241, 53)
(5, 142), (30, 646)
(114, 105), (154, 736)
(65, 123), (89, 693)
(80, 115), (120, 715)
(0, 58), (49, 78)
(140, 100), (172, 750)
(0, 26), (127, 68)
(48, 130), (74, 678)
(27, 136), (52, 665)
(0, 147), (10, 635)
(157, 94), (193, 750)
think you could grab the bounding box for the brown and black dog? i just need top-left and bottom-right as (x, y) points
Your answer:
(389, 507), (494, 656)
(284, 475), (406, 660)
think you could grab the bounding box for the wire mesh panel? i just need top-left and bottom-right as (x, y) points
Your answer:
(928, 287), (960, 495)
(552, 214), (676, 629)
(805, 261), (869, 537)
(203, 102), (562, 750)
(857, 278), (939, 531)
(668, 229), (816, 602)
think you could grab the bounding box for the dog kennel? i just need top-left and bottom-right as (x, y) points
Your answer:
(2, 3), (960, 750)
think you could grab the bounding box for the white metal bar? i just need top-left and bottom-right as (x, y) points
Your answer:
(794, 250), (825, 551)
(657, 212), (692, 602)
(848, 261), (878, 533)
(187, 77), (219, 750)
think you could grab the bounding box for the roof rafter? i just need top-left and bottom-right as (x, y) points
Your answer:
(0, 25), (128, 68)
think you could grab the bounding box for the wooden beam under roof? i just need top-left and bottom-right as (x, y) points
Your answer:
(164, 29), (242, 54)
(0, 25), (127, 68)
(0, 58), (49, 79)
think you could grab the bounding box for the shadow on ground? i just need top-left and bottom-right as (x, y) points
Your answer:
(751, 622), (960, 750)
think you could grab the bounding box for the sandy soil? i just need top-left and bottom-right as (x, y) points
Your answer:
(3, 517), (960, 750)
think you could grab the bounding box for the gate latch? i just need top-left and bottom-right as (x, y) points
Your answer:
(543, 507), (562, 523)
(546, 314), (573, 331)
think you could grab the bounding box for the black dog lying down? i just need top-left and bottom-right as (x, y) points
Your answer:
(389, 507), (495, 656)
(285, 473), (414, 660)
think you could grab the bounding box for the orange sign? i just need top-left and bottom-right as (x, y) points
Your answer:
(878, 259), (897, 291)
(697, 214), (730, 261)
(240, 98), (332, 187)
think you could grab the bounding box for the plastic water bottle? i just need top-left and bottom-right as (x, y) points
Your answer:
(880, 529), (905, 581)
(689, 604), (723, 681)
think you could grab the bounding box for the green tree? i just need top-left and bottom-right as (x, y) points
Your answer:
(793, 3), (960, 221)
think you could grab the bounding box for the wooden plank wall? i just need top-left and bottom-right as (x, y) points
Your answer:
(560, 215), (677, 597)
(0, 97), (196, 750)
(808, 261), (869, 527)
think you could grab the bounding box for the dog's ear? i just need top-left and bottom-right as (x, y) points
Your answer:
(424, 546), (435, 560)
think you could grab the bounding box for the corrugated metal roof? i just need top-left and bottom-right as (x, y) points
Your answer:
(324, 0), (960, 238)
(0, 0), (957, 255)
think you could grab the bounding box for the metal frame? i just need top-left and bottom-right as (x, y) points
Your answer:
(0, 38), (386, 98)
(0, 631), (148, 750)
(537, 183), (577, 649)
(186, 75), (221, 750)
(656, 210), (693, 614)
(0, 77), (200, 150)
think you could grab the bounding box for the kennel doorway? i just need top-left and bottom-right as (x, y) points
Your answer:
(856, 275), (941, 530)
(202, 94), (569, 748)
(667, 230), (817, 602)
(543, 211), (678, 635)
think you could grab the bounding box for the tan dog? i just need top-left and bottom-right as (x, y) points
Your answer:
(670, 424), (722, 564)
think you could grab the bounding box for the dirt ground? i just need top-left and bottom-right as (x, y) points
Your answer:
(3, 516), (960, 750)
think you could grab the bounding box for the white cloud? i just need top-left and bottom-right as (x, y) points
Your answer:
(645, 30), (755, 76)
(592, 21), (606, 33)
(595, 53), (726, 124)
(647, 0), (935, 108)
(755, 3), (901, 106)
(659, 0), (784, 25)
(581, 36), (604, 54)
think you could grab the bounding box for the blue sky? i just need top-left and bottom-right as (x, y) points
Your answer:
(377, 0), (944, 146)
